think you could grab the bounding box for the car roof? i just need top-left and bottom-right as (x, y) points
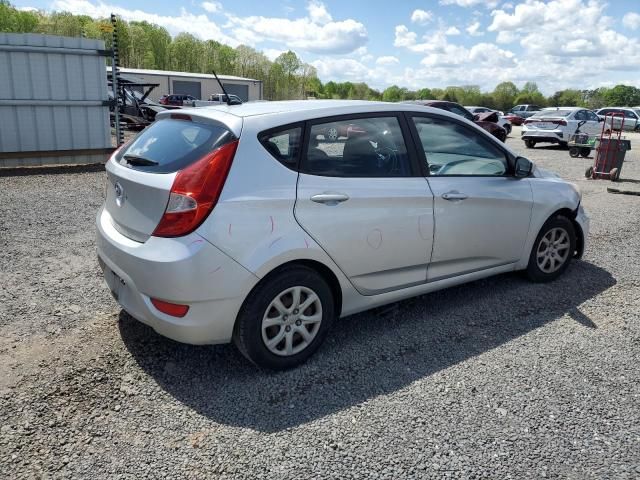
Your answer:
(539, 106), (582, 111)
(177, 99), (470, 120)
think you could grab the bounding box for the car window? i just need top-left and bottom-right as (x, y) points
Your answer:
(258, 126), (302, 169)
(624, 110), (637, 119)
(574, 110), (587, 120)
(302, 116), (411, 177)
(448, 105), (474, 121)
(531, 106), (541, 111)
(412, 116), (508, 176)
(117, 118), (234, 174)
(586, 110), (599, 121)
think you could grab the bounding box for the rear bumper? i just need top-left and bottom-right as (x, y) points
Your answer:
(522, 129), (564, 144)
(96, 207), (259, 344)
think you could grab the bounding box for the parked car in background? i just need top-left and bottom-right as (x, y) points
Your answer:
(209, 93), (243, 105)
(97, 100), (588, 369)
(466, 106), (512, 134)
(407, 100), (507, 141)
(504, 113), (526, 126)
(595, 107), (640, 131)
(159, 94), (197, 106)
(521, 107), (602, 149)
(510, 104), (542, 118)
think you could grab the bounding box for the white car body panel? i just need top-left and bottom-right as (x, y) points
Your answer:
(96, 100), (589, 346)
(521, 107), (601, 145)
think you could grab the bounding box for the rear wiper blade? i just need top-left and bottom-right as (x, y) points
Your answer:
(123, 154), (158, 166)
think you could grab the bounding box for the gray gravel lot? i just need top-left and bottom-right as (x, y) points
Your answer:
(1, 126), (639, 479)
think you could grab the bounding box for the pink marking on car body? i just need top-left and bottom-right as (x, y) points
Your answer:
(228, 223), (232, 236)
(209, 266), (221, 274)
(270, 216), (275, 234)
(269, 236), (283, 249)
(189, 239), (204, 247)
(304, 238), (310, 249)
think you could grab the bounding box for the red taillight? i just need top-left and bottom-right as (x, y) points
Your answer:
(555, 119), (567, 126)
(152, 139), (239, 238)
(151, 298), (189, 317)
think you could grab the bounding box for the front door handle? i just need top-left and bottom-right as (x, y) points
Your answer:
(310, 193), (350, 205)
(442, 191), (468, 201)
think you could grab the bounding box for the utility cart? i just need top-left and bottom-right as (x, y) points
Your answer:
(586, 112), (631, 181)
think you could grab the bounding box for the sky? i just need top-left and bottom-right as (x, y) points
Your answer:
(13, 0), (640, 94)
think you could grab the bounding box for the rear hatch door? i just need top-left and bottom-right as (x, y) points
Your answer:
(104, 113), (239, 242)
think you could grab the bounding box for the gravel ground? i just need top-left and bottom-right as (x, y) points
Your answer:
(1, 127), (640, 479)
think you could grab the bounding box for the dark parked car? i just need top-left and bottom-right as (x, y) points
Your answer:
(407, 100), (507, 142)
(504, 113), (526, 126)
(159, 94), (197, 106)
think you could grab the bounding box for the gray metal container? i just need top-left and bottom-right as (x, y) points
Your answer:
(0, 33), (112, 168)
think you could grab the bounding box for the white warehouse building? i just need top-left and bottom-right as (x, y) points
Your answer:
(107, 67), (263, 102)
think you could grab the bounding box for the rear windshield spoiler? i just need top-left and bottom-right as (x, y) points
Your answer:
(155, 109), (242, 138)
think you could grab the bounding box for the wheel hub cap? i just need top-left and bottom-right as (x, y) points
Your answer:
(536, 227), (570, 274)
(261, 286), (323, 357)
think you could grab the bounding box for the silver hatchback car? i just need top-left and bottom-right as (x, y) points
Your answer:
(97, 100), (589, 369)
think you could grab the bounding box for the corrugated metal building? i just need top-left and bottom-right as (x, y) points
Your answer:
(0, 33), (112, 168)
(108, 67), (263, 102)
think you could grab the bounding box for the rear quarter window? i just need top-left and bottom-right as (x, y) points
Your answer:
(117, 118), (235, 173)
(258, 125), (302, 170)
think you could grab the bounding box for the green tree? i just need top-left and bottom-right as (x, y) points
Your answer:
(382, 85), (403, 102)
(603, 85), (640, 106)
(492, 81), (518, 112)
(0, 1), (39, 32)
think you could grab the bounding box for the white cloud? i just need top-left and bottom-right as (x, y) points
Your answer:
(466, 21), (482, 36)
(410, 9), (433, 25)
(440, 0), (499, 8)
(226, 1), (367, 54)
(201, 1), (222, 13)
(307, 0), (332, 25)
(393, 25), (418, 49)
(622, 12), (640, 30)
(375, 55), (399, 66)
(52, 0), (240, 45)
(445, 26), (461, 35)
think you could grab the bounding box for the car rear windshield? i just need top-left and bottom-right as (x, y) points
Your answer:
(531, 109), (573, 118)
(116, 118), (235, 173)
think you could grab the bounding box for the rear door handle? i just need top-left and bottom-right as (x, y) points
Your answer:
(442, 191), (468, 201)
(310, 193), (350, 205)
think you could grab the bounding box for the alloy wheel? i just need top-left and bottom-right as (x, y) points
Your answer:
(536, 227), (571, 273)
(261, 286), (323, 356)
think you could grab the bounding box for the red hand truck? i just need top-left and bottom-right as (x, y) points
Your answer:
(586, 112), (626, 181)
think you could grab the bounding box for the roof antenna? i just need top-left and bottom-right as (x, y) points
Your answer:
(212, 69), (232, 106)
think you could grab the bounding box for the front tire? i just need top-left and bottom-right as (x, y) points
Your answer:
(233, 265), (335, 370)
(525, 139), (536, 149)
(526, 216), (576, 283)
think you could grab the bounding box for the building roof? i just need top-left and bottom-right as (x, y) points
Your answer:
(106, 66), (261, 83)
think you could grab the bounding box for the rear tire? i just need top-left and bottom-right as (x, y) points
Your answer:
(494, 130), (507, 142)
(569, 147), (580, 157)
(526, 216), (576, 283)
(525, 139), (536, 149)
(233, 265), (335, 370)
(580, 147), (591, 158)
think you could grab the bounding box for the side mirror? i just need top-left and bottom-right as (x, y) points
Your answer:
(515, 156), (533, 178)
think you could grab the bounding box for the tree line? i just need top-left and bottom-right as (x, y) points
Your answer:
(2, 1), (640, 109)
